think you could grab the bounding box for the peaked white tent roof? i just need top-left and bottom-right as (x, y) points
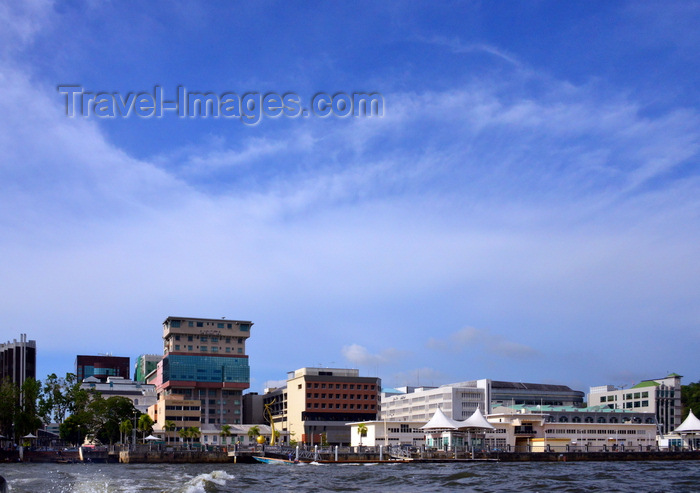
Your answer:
(460, 407), (495, 430)
(675, 409), (700, 433)
(420, 407), (462, 430)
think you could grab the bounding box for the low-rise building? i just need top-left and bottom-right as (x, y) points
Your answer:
(80, 375), (157, 413)
(588, 373), (682, 435)
(263, 367), (381, 446)
(381, 379), (585, 422)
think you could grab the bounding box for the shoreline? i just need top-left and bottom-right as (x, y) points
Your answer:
(6, 449), (700, 464)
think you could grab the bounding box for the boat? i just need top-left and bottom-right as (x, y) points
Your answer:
(253, 456), (299, 464)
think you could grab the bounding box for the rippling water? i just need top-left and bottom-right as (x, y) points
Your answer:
(1, 460), (699, 492)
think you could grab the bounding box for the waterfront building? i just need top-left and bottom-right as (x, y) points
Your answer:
(487, 405), (657, 452)
(349, 404), (656, 452)
(76, 354), (130, 382)
(381, 379), (584, 422)
(134, 354), (161, 382)
(588, 373), (682, 435)
(80, 375), (157, 413)
(0, 334), (36, 386)
(348, 419), (426, 448)
(149, 393), (202, 444)
(156, 316), (252, 427)
(263, 367), (381, 446)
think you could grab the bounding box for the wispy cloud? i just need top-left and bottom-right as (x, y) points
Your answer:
(341, 344), (410, 367)
(421, 35), (522, 67)
(427, 327), (539, 359)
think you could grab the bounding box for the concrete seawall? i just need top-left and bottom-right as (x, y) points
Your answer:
(119, 450), (231, 464)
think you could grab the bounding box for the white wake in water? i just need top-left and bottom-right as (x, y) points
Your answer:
(181, 470), (235, 493)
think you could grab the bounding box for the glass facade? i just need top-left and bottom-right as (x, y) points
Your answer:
(163, 354), (249, 384)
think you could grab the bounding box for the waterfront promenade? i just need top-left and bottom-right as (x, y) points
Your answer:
(4, 444), (699, 464)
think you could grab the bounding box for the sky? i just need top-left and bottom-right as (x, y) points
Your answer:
(1, 1), (699, 396)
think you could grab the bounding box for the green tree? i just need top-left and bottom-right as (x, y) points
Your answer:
(682, 381), (700, 419)
(187, 426), (201, 447)
(164, 420), (176, 445)
(95, 397), (138, 445)
(247, 425), (260, 444)
(119, 419), (133, 445)
(38, 373), (82, 425)
(59, 414), (88, 446)
(137, 414), (154, 442)
(220, 424), (232, 446)
(357, 423), (368, 447)
(14, 378), (43, 438)
(178, 427), (190, 447)
(0, 379), (17, 439)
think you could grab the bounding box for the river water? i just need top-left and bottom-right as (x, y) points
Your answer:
(0, 460), (698, 492)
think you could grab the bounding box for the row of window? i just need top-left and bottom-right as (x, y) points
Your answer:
(545, 429), (647, 435)
(306, 393), (375, 400)
(169, 389), (242, 397)
(173, 344), (243, 354)
(549, 416), (653, 424)
(174, 335), (244, 343)
(307, 382), (375, 390)
(307, 402), (376, 410)
(165, 405), (200, 411)
(170, 320), (250, 330)
(600, 391), (650, 403)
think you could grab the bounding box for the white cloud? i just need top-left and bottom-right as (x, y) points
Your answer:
(341, 344), (409, 367)
(428, 328), (539, 359)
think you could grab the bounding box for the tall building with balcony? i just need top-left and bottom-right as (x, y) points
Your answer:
(157, 316), (252, 426)
(0, 334), (36, 385)
(588, 373), (682, 435)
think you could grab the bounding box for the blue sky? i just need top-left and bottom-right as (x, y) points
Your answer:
(1, 1), (699, 395)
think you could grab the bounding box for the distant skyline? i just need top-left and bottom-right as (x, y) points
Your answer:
(2, 1), (699, 395)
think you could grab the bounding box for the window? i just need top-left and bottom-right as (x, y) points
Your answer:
(188, 335), (193, 341)
(175, 335), (180, 340)
(197, 322), (204, 327)
(171, 320), (181, 328)
(240, 324), (250, 331)
(218, 323), (224, 328)
(175, 345), (180, 350)
(201, 346), (208, 351)
(188, 322), (194, 327)
(201, 336), (208, 342)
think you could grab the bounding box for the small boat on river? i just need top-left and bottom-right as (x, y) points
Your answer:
(253, 456), (300, 465)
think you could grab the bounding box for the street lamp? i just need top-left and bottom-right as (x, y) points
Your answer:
(132, 411), (138, 450)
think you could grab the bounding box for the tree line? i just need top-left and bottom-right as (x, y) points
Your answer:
(0, 372), (152, 446)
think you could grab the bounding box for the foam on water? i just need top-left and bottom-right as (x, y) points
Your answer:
(181, 470), (234, 493)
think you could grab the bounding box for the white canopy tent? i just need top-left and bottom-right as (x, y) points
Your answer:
(674, 409), (700, 450)
(421, 407), (494, 452)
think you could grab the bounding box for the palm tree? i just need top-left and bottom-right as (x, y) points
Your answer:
(137, 414), (154, 443)
(357, 423), (368, 447)
(119, 419), (132, 446)
(164, 420), (176, 445)
(187, 426), (201, 448)
(178, 428), (190, 448)
(247, 425), (260, 445)
(220, 424), (232, 447)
